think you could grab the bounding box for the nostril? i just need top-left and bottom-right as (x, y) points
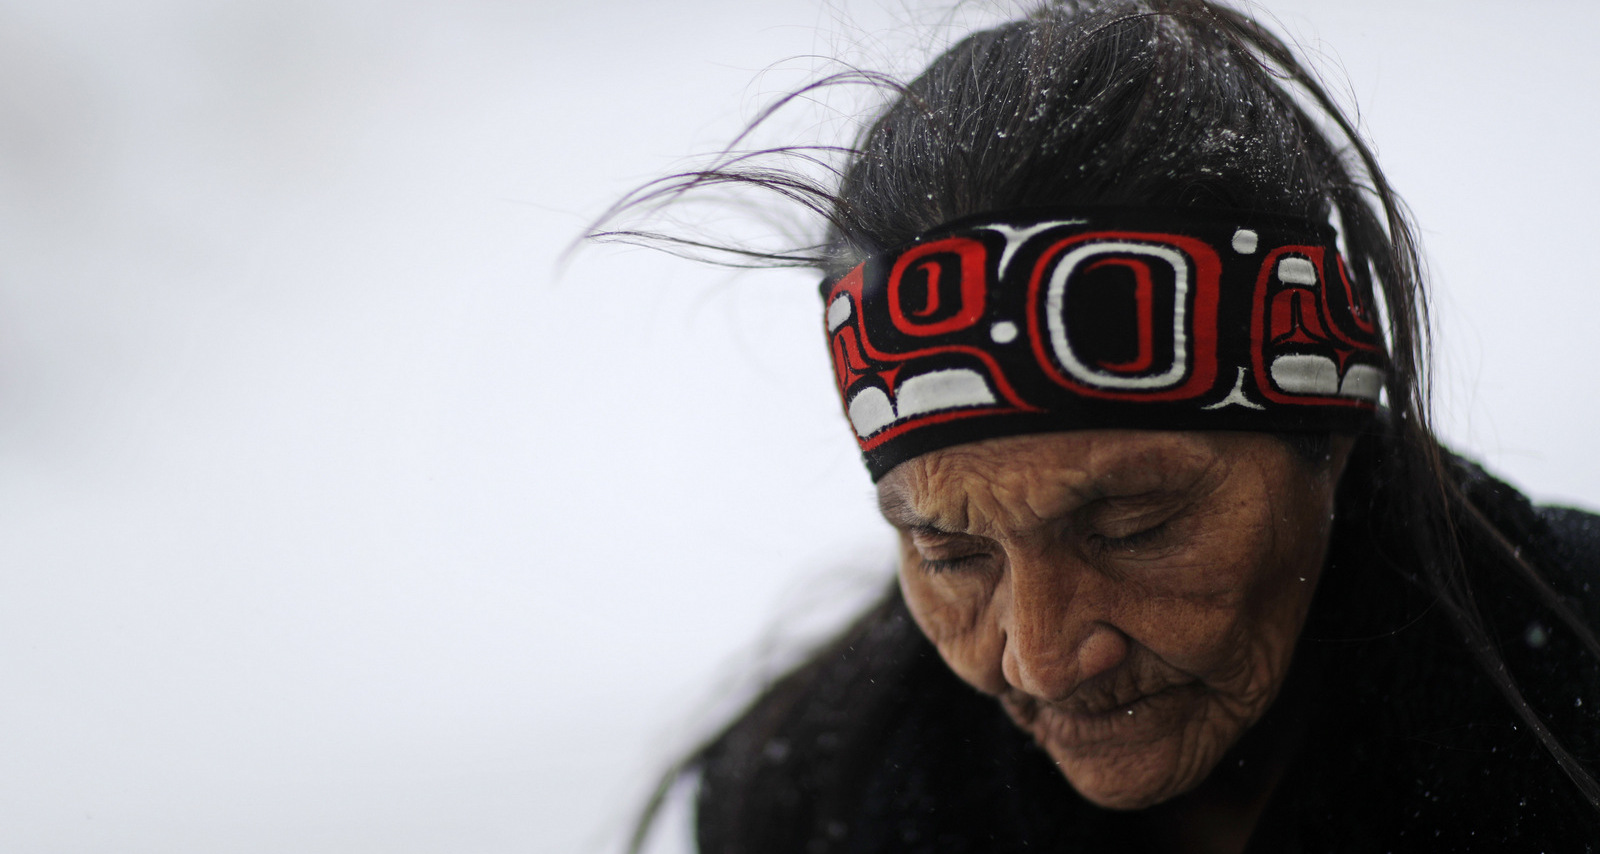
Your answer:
(1002, 629), (1076, 702)
(1077, 624), (1131, 684)
(1002, 621), (1129, 701)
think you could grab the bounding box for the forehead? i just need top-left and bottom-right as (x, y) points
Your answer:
(876, 430), (1232, 528)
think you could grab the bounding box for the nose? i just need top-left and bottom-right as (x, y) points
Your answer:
(999, 552), (1129, 701)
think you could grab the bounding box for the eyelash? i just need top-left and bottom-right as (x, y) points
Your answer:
(1092, 521), (1170, 553)
(919, 554), (984, 574)
(914, 517), (1172, 573)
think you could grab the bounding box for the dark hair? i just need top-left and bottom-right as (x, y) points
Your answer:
(599, 1), (1600, 848)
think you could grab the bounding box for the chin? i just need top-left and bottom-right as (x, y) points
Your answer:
(1049, 742), (1207, 810)
(1003, 690), (1233, 811)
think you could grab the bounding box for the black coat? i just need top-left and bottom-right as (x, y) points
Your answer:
(694, 456), (1600, 853)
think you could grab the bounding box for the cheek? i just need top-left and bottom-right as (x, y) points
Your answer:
(1122, 512), (1323, 686)
(1245, 502), (1336, 656)
(896, 543), (1008, 695)
(1203, 502), (1333, 687)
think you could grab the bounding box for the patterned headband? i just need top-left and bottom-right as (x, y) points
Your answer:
(822, 207), (1388, 480)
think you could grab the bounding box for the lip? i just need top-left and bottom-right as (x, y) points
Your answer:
(1075, 679), (1200, 716)
(1001, 680), (1203, 747)
(1068, 691), (1161, 720)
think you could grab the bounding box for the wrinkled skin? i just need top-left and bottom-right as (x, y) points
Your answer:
(878, 430), (1352, 813)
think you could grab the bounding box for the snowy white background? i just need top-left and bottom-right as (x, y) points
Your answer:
(0, 1), (1595, 852)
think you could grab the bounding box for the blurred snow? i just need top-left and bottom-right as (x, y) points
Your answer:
(0, 1), (1594, 853)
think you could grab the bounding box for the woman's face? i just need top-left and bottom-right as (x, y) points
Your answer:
(878, 430), (1351, 810)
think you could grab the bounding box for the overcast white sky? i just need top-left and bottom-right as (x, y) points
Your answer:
(1, 2), (1596, 852)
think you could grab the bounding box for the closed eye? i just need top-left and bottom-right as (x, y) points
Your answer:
(907, 525), (993, 575)
(920, 554), (986, 573)
(1092, 521), (1171, 553)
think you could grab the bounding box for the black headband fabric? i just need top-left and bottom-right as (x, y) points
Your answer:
(822, 207), (1388, 480)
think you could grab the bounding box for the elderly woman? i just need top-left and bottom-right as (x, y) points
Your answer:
(617, 1), (1600, 850)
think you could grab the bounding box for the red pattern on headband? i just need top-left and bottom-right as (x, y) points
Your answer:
(822, 207), (1388, 480)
